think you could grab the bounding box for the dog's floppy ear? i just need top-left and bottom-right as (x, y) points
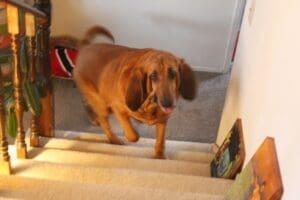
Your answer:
(179, 60), (197, 100)
(126, 69), (148, 111)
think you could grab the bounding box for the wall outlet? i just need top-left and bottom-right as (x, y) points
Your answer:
(248, 0), (256, 26)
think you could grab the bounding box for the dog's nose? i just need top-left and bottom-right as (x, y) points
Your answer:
(161, 99), (173, 108)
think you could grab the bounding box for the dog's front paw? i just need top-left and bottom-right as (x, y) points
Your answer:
(108, 136), (124, 145)
(154, 152), (166, 159)
(125, 132), (140, 143)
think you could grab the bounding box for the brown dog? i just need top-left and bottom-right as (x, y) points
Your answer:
(74, 26), (196, 158)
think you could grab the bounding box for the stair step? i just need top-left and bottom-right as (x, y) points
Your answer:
(11, 159), (233, 196)
(0, 174), (225, 200)
(38, 136), (214, 163)
(54, 130), (215, 153)
(2, 130), (230, 199)
(11, 145), (211, 176)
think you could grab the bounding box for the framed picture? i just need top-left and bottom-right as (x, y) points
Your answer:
(210, 118), (245, 179)
(226, 137), (283, 200)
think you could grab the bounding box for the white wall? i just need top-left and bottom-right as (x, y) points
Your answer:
(217, 0), (300, 199)
(51, 0), (240, 72)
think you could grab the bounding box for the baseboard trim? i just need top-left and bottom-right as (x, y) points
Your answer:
(192, 65), (228, 73)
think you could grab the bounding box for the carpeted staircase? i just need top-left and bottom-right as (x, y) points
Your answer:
(1, 130), (234, 200)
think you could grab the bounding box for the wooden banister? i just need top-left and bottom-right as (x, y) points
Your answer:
(11, 33), (27, 158)
(3, 0), (46, 19)
(6, 3), (28, 159)
(34, 0), (54, 138)
(0, 70), (11, 175)
(26, 13), (40, 147)
(0, 0), (53, 173)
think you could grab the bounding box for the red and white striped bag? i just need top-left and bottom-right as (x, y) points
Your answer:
(50, 46), (78, 79)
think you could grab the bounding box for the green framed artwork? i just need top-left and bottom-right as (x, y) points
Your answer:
(211, 118), (245, 179)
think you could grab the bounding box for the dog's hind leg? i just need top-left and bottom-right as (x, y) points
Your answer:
(91, 104), (124, 145)
(78, 87), (123, 145)
(81, 98), (99, 126)
(113, 109), (139, 142)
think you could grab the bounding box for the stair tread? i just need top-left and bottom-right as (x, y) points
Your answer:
(11, 159), (233, 196)
(54, 130), (214, 153)
(10, 145), (211, 176)
(0, 174), (225, 200)
(2, 130), (229, 199)
(37, 136), (214, 163)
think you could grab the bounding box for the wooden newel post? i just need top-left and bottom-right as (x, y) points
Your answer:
(34, 0), (54, 137)
(7, 4), (27, 159)
(25, 12), (39, 147)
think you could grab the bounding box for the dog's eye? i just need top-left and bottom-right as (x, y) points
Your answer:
(168, 69), (176, 80)
(150, 71), (158, 81)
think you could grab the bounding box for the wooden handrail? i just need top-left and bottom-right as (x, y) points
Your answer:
(3, 0), (47, 19)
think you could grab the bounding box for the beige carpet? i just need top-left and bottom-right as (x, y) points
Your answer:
(0, 175), (226, 200)
(1, 130), (233, 200)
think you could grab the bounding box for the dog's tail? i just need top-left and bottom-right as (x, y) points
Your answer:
(79, 26), (115, 48)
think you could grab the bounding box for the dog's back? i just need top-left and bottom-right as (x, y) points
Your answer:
(74, 28), (142, 110)
(75, 26), (118, 92)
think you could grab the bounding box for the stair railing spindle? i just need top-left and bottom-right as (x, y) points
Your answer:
(7, 4), (27, 159)
(0, 66), (11, 175)
(25, 12), (39, 147)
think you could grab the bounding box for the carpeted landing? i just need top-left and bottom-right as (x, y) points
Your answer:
(1, 131), (233, 200)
